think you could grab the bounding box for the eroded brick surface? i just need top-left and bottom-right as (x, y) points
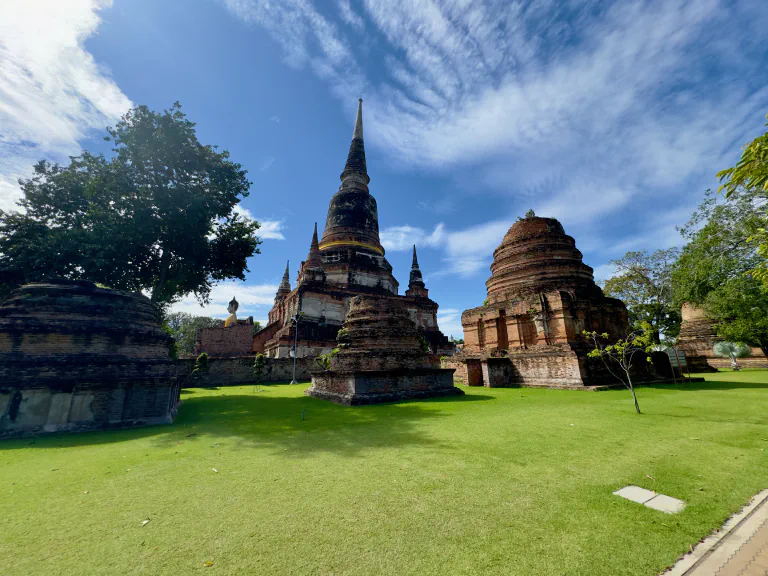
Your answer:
(0, 280), (180, 438)
(306, 295), (463, 405)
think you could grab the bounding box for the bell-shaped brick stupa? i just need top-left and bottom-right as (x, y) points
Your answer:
(452, 213), (632, 388)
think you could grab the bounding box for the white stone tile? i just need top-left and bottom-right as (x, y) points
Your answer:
(613, 485), (657, 504)
(644, 494), (686, 514)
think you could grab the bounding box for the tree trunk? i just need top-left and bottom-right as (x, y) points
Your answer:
(152, 249), (171, 304)
(627, 375), (641, 414)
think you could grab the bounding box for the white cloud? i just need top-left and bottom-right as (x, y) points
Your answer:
(257, 220), (286, 240)
(219, 0), (768, 277)
(337, 0), (364, 30)
(380, 222), (444, 251)
(437, 307), (463, 340)
(270, 115), (281, 123)
(0, 0), (132, 212)
(233, 205), (286, 240)
(171, 281), (277, 318)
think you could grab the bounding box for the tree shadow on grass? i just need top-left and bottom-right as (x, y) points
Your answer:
(1, 389), (494, 457)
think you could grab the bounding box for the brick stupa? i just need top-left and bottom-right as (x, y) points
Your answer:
(452, 214), (630, 388)
(306, 295), (463, 405)
(0, 280), (180, 437)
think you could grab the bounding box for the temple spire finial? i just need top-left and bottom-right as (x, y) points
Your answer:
(340, 99), (369, 189)
(353, 98), (363, 140)
(412, 244), (419, 268)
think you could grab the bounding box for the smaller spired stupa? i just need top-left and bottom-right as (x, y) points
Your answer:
(306, 295), (463, 405)
(453, 212), (631, 388)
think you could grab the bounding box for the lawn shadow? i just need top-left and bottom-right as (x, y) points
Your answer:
(1, 387), (492, 458)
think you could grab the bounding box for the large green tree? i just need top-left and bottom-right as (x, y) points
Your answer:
(672, 187), (768, 352)
(165, 312), (223, 356)
(705, 275), (768, 356)
(0, 102), (261, 305)
(603, 249), (681, 342)
(673, 188), (765, 304)
(717, 113), (768, 284)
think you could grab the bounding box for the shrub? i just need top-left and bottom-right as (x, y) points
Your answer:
(713, 341), (751, 370)
(315, 348), (340, 370)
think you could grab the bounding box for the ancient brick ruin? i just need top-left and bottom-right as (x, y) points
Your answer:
(254, 100), (453, 359)
(306, 295), (463, 405)
(676, 303), (768, 370)
(450, 214), (633, 388)
(0, 280), (180, 438)
(193, 296), (254, 357)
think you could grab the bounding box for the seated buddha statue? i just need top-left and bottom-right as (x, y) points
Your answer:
(223, 296), (239, 327)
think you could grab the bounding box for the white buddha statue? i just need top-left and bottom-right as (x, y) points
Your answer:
(224, 296), (239, 327)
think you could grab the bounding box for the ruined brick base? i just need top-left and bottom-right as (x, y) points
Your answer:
(306, 368), (464, 405)
(446, 345), (664, 390)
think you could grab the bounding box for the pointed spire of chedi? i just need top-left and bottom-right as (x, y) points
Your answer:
(406, 245), (428, 298)
(340, 98), (369, 190)
(320, 99), (384, 256)
(305, 223), (323, 270)
(275, 260), (291, 302)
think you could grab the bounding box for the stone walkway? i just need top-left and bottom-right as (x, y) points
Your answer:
(667, 490), (768, 575)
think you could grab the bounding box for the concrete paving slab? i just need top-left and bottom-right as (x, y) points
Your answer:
(645, 494), (686, 514)
(614, 485), (657, 504)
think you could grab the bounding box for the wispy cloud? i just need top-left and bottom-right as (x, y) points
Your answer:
(380, 223), (444, 251)
(171, 281), (277, 318)
(337, 0), (364, 31)
(270, 115), (281, 123)
(0, 0), (132, 212)
(260, 155), (276, 172)
(220, 0), (768, 279)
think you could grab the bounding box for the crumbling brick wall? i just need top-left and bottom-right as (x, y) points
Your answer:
(176, 357), (313, 387)
(195, 324), (253, 357)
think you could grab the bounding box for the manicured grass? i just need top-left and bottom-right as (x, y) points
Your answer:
(2, 372), (767, 575)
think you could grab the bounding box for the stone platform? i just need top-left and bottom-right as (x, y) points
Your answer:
(305, 296), (463, 405)
(308, 368), (461, 406)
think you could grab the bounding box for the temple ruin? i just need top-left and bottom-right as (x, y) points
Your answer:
(0, 280), (180, 437)
(194, 296), (254, 357)
(676, 303), (768, 371)
(450, 214), (632, 388)
(306, 295), (463, 405)
(254, 100), (453, 359)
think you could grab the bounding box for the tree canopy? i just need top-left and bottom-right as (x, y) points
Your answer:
(602, 249), (681, 342)
(717, 114), (768, 284)
(672, 187), (768, 354)
(0, 102), (261, 305)
(165, 312), (223, 356)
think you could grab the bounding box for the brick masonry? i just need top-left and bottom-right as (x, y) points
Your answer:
(176, 356), (313, 387)
(0, 280), (180, 438)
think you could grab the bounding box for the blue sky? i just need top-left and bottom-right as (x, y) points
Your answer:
(1, 0), (767, 338)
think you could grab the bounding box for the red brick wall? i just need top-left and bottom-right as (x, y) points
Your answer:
(196, 324), (253, 357)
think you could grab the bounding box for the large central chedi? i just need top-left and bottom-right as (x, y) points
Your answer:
(254, 100), (453, 358)
(452, 214), (630, 388)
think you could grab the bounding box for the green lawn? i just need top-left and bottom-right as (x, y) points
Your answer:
(3, 372), (767, 575)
